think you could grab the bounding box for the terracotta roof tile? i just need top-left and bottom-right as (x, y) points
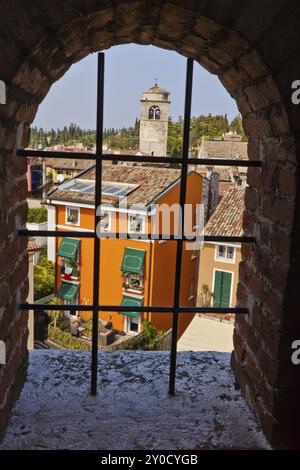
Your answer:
(45, 158), (95, 170)
(48, 164), (182, 208)
(204, 186), (246, 237)
(27, 241), (43, 252)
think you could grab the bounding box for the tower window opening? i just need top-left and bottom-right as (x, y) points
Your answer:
(149, 105), (161, 120)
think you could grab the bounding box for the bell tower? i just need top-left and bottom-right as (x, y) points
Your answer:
(139, 82), (170, 157)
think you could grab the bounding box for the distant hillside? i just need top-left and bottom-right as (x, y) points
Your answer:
(29, 114), (246, 155)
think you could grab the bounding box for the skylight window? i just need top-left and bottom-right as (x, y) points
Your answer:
(102, 185), (134, 196)
(61, 180), (94, 193)
(60, 179), (139, 197)
(104, 186), (121, 195)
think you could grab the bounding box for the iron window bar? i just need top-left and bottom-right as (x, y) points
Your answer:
(17, 53), (261, 396)
(17, 149), (262, 168)
(21, 303), (248, 314)
(169, 58), (193, 394)
(90, 52), (105, 395)
(18, 229), (256, 244)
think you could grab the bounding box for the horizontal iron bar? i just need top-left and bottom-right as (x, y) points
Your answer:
(19, 229), (256, 244)
(98, 233), (257, 243)
(19, 229), (95, 238)
(20, 303), (248, 314)
(204, 235), (256, 243)
(103, 155), (261, 168)
(18, 149), (95, 160)
(17, 149), (262, 167)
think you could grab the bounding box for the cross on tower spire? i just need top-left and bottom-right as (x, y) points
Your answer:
(154, 76), (158, 86)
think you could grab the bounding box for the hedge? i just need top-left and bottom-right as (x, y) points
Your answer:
(108, 321), (163, 351)
(48, 326), (92, 350)
(34, 252), (55, 300)
(28, 207), (47, 223)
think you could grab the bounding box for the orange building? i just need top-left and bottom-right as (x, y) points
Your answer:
(47, 164), (202, 339)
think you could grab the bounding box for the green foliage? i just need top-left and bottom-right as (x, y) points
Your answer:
(202, 283), (214, 306)
(28, 207), (47, 223)
(48, 326), (92, 350)
(47, 297), (67, 330)
(34, 252), (55, 300)
(109, 335), (143, 351)
(190, 113), (229, 143)
(29, 114), (246, 157)
(167, 116), (183, 157)
(110, 320), (163, 351)
(167, 114), (231, 156)
(141, 320), (163, 350)
(29, 123), (139, 151)
(229, 115), (245, 138)
(30, 123), (97, 149)
(104, 125), (139, 150)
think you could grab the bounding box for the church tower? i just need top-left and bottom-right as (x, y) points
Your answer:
(139, 83), (170, 157)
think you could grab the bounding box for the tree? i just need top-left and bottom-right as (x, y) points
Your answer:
(201, 284), (214, 307)
(29, 113), (238, 153)
(34, 250), (55, 300)
(229, 115), (246, 139)
(47, 296), (64, 329)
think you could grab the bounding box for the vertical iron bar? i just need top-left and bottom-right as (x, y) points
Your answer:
(91, 52), (105, 395)
(169, 58), (194, 396)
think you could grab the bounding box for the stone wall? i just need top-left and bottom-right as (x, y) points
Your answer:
(0, 0), (300, 448)
(0, 121), (29, 437)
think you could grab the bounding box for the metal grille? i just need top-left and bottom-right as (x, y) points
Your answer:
(18, 53), (261, 395)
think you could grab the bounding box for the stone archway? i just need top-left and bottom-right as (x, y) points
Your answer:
(0, 1), (299, 448)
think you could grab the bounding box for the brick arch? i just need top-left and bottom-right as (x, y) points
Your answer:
(0, 1), (299, 448)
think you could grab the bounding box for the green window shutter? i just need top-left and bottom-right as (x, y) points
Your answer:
(119, 295), (143, 318)
(213, 271), (223, 308)
(57, 282), (79, 301)
(121, 248), (146, 274)
(213, 271), (232, 308)
(220, 272), (232, 308)
(57, 238), (80, 259)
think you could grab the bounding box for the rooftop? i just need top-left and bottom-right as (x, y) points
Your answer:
(198, 140), (248, 160)
(47, 164), (182, 209)
(144, 84), (169, 95)
(0, 350), (270, 450)
(204, 186), (246, 237)
(28, 157), (95, 171)
(45, 158), (95, 171)
(27, 240), (43, 252)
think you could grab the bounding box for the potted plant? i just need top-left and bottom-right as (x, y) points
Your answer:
(47, 296), (65, 329)
(202, 284), (214, 307)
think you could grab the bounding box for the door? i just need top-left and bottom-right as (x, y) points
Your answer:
(213, 270), (232, 308)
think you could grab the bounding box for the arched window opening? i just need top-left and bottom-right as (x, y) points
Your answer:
(149, 105), (160, 120)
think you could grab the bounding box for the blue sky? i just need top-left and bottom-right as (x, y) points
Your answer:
(33, 44), (239, 130)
